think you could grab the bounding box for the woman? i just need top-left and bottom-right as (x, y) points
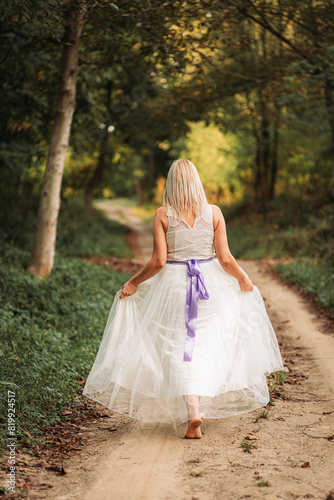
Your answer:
(83, 159), (284, 439)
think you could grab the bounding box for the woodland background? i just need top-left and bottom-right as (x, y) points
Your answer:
(0, 0), (333, 467)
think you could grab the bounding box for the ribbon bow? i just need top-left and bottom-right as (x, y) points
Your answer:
(183, 259), (210, 362)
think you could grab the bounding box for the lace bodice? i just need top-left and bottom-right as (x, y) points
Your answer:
(165, 203), (216, 261)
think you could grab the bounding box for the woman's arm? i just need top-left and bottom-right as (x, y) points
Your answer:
(212, 205), (253, 291)
(119, 207), (167, 299)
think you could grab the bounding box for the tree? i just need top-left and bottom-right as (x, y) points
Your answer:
(2, 0), (195, 277)
(29, 1), (87, 277)
(162, 0), (334, 209)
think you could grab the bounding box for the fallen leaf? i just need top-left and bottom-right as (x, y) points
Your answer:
(244, 434), (259, 441)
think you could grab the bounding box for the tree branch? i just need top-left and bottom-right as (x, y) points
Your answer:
(237, 4), (314, 64)
(191, 47), (268, 83)
(0, 29), (73, 46)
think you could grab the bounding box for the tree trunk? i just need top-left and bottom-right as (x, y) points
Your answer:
(135, 178), (143, 205)
(261, 128), (271, 212)
(29, 3), (87, 278)
(85, 132), (108, 215)
(254, 145), (261, 211)
(148, 148), (155, 201)
(85, 82), (113, 215)
(270, 106), (281, 200)
(258, 82), (271, 213)
(324, 77), (334, 145)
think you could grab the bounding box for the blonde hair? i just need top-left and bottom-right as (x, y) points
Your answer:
(163, 159), (207, 220)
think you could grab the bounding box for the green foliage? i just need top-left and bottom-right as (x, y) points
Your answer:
(0, 242), (129, 453)
(253, 410), (268, 422)
(225, 197), (333, 263)
(225, 196), (334, 312)
(0, 197), (132, 259)
(0, 200), (132, 453)
(179, 121), (243, 204)
(56, 201), (133, 258)
(240, 439), (257, 453)
(276, 261), (334, 312)
(266, 370), (290, 406)
(2, 0), (334, 224)
(256, 480), (270, 487)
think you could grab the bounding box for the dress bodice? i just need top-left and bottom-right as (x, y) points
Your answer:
(165, 203), (216, 261)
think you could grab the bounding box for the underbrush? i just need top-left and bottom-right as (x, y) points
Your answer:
(276, 260), (334, 312)
(0, 197), (132, 259)
(0, 199), (132, 456)
(0, 243), (129, 455)
(56, 202), (133, 258)
(225, 197), (334, 313)
(226, 200), (333, 264)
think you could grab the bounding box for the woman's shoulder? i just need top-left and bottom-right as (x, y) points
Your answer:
(209, 204), (223, 218)
(155, 206), (168, 218)
(209, 205), (225, 230)
(154, 206), (169, 232)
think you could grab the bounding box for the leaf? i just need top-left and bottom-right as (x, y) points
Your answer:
(244, 434), (258, 441)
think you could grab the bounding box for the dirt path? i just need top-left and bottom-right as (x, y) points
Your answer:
(27, 202), (334, 500)
(97, 200), (153, 263)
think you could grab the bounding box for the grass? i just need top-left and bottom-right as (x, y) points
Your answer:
(240, 439), (257, 453)
(225, 197), (334, 314)
(0, 196), (133, 259)
(266, 370), (290, 405)
(0, 200), (131, 456)
(253, 410), (269, 422)
(276, 260), (334, 312)
(56, 202), (133, 258)
(187, 456), (204, 464)
(228, 459), (241, 467)
(256, 480), (270, 487)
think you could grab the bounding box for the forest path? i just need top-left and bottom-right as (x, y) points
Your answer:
(33, 201), (334, 500)
(97, 199), (153, 264)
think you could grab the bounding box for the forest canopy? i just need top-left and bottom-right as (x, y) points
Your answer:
(0, 0), (333, 276)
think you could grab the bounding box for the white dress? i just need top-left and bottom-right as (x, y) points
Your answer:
(82, 204), (285, 430)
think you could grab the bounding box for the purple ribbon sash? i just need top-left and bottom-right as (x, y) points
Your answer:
(166, 257), (214, 362)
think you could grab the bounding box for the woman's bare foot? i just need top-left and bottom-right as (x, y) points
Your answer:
(184, 417), (202, 439)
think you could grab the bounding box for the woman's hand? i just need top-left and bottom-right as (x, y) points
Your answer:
(119, 280), (137, 299)
(238, 276), (254, 292)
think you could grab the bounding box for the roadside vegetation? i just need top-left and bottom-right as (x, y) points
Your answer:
(0, 201), (131, 457)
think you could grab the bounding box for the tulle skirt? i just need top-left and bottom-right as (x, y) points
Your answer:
(82, 258), (285, 430)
